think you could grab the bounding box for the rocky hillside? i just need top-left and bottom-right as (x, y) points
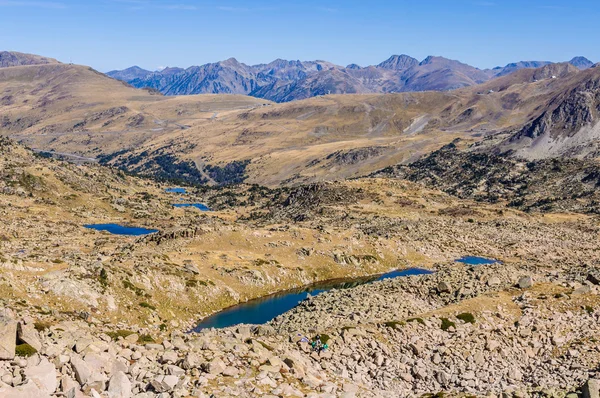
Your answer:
(373, 141), (600, 214)
(496, 66), (600, 159)
(108, 54), (595, 102)
(0, 51), (59, 68)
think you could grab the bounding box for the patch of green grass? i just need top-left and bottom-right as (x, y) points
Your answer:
(34, 321), (52, 332)
(585, 305), (594, 315)
(383, 321), (405, 328)
(123, 279), (146, 296)
(186, 279), (209, 288)
(15, 344), (37, 357)
(107, 330), (135, 341)
(139, 334), (155, 343)
(159, 323), (167, 331)
(421, 393), (447, 398)
(319, 334), (331, 344)
(406, 317), (425, 325)
(98, 268), (109, 287)
(51, 259), (64, 264)
(139, 302), (156, 311)
(440, 318), (456, 331)
(456, 313), (476, 324)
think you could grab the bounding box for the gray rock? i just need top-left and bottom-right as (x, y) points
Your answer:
(107, 371), (131, 398)
(0, 380), (51, 398)
(518, 276), (533, 289)
(160, 351), (178, 364)
(17, 323), (42, 353)
(223, 366), (239, 377)
(437, 281), (451, 293)
(583, 379), (600, 398)
(0, 318), (17, 360)
(204, 358), (226, 375)
(23, 358), (57, 394)
(71, 356), (92, 385)
(573, 285), (592, 295)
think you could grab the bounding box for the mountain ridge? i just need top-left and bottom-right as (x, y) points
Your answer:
(107, 54), (595, 102)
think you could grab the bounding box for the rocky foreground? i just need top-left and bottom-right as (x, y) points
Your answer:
(1, 260), (599, 398)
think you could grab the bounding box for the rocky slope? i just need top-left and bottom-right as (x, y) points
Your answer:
(2, 137), (600, 396)
(373, 140), (600, 214)
(496, 66), (600, 159)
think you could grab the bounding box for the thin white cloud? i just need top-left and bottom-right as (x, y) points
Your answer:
(111, 0), (197, 11)
(218, 6), (249, 12)
(0, 0), (66, 8)
(159, 4), (197, 10)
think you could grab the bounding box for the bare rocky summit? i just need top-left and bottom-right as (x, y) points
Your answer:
(0, 51), (59, 68)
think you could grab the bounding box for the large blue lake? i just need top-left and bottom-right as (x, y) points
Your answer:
(84, 224), (159, 236)
(193, 268), (433, 331)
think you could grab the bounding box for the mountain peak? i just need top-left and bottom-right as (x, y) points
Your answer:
(569, 56), (594, 70)
(377, 54), (418, 70)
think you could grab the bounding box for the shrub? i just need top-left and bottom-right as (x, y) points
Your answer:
(440, 318), (456, 331)
(585, 305), (594, 315)
(107, 330), (135, 341)
(456, 313), (476, 324)
(99, 268), (109, 287)
(15, 344), (37, 357)
(139, 334), (155, 343)
(34, 321), (52, 332)
(139, 302), (156, 311)
(383, 321), (405, 328)
(319, 334), (330, 344)
(406, 317), (426, 325)
(123, 280), (145, 296)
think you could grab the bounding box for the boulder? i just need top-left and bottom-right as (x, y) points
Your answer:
(487, 277), (501, 286)
(0, 317), (17, 360)
(583, 379), (600, 398)
(71, 356), (92, 385)
(107, 371), (131, 398)
(437, 281), (451, 293)
(24, 358), (57, 394)
(0, 380), (52, 398)
(573, 285), (592, 295)
(204, 358), (226, 375)
(17, 323), (42, 353)
(518, 276), (533, 289)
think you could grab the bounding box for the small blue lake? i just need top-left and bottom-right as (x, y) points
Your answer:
(193, 267), (433, 331)
(165, 188), (187, 194)
(84, 224), (159, 236)
(456, 256), (499, 266)
(173, 203), (211, 211)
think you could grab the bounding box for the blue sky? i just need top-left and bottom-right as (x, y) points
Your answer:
(0, 0), (598, 72)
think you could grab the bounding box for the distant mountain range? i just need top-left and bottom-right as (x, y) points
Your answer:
(106, 55), (596, 102)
